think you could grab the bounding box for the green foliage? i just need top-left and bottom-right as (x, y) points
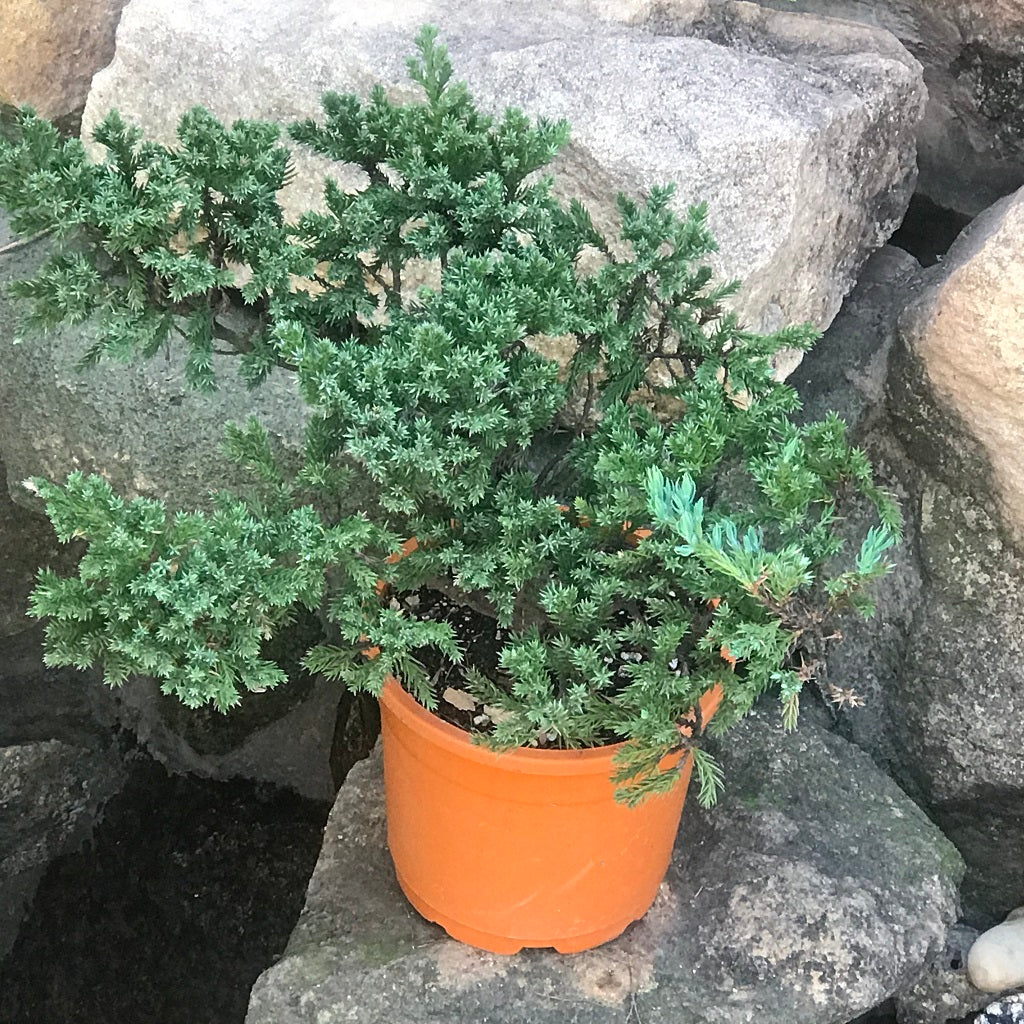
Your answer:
(1, 26), (900, 805)
(27, 471), (388, 710)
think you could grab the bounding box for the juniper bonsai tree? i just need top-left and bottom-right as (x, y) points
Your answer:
(0, 26), (899, 805)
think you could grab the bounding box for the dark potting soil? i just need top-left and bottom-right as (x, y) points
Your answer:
(410, 587), (508, 734)
(0, 752), (332, 1024)
(407, 588), (673, 746)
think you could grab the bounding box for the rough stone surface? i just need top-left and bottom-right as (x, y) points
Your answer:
(0, 625), (120, 752)
(245, 708), (962, 1024)
(879, 191), (1024, 924)
(788, 198), (1024, 928)
(973, 995), (1024, 1024)
(790, 245), (925, 774)
(895, 923), (994, 1024)
(0, 739), (124, 961)
(748, 0), (1024, 216)
(892, 185), (1024, 550)
(793, 244), (920, 431)
(0, 0), (129, 131)
(0, 226), (308, 512)
(110, 670), (349, 802)
(82, 0), (924, 353)
(892, 474), (1024, 925)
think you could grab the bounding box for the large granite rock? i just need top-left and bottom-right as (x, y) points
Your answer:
(892, 185), (1024, 550)
(790, 198), (1024, 927)
(884, 188), (1024, 924)
(788, 230), (1024, 1014)
(245, 708), (963, 1024)
(748, 0), (1024, 216)
(793, 244), (920, 430)
(0, 0), (129, 133)
(888, 473), (1024, 926)
(80, 0), (924, 353)
(1, 0), (926, 508)
(0, 739), (124, 961)
(2, 0), (925, 496)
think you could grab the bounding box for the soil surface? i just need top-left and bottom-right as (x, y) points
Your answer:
(411, 587), (508, 733)
(410, 587), (718, 747)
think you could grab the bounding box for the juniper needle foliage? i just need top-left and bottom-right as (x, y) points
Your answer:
(1, 26), (900, 805)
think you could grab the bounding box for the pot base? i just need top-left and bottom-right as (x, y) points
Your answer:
(395, 867), (641, 954)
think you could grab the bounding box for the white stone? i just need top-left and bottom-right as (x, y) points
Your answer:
(968, 910), (1024, 992)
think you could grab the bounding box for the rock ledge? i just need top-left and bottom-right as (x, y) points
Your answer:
(246, 709), (963, 1024)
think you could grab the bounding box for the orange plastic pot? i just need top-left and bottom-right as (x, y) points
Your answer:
(379, 678), (723, 954)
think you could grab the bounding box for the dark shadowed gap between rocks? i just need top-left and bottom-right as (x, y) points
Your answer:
(849, 999), (899, 1024)
(0, 558), (379, 1023)
(0, 748), (333, 1024)
(854, 1001), (987, 1024)
(888, 193), (973, 267)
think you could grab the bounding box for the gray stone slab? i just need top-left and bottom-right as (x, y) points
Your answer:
(246, 707), (963, 1024)
(0, 224), (308, 512)
(747, 0), (1024, 217)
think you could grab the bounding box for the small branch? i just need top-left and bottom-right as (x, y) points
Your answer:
(390, 251), (402, 308)
(206, 308), (297, 373)
(0, 229), (52, 257)
(212, 320), (255, 354)
(499, 338), (525, 360)
(364, 263), (392, 300)
(575, 371), (597, 433)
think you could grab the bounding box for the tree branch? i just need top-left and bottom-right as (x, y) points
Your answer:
(0, 229), (52, 256)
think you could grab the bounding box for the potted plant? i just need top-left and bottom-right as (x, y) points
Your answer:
(0, 27), (900, 953)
